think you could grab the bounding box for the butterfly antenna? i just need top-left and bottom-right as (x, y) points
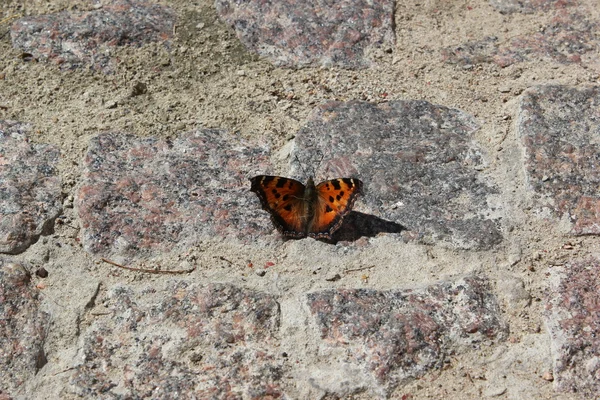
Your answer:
(313, 150), (325, 178)
(293, 154), (309, 178)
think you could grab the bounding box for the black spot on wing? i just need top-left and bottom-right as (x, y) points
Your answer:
(331, 180), (342, 190)
(283, 204), (293, 212)
(276, 178), (286, 188)
(329, 195), (335, 203)
(325, 205), (333, 213)
(342, 178), (355, 187)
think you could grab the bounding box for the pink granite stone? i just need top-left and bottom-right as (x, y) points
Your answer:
(307, 275), (507, 395)
(67, 282), (283, 398)
(519, 85), (600, 235)
(0, 121), (62, 254)
(0, 259), (49, 396)
(545, 258), (600, 396)
(443, 10), (598, 68)
(10, 0), (175, 72)
(76, 130), (271, 259)
(215, 0), (395, 68)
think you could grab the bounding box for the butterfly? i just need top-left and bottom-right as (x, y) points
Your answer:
(250, 175), (363, 239)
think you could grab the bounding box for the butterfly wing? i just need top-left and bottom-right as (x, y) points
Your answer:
(308, 178), (363, 239)
(250, 175), (309, 237)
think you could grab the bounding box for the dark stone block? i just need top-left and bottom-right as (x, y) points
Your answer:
(292, 101), (503, 249)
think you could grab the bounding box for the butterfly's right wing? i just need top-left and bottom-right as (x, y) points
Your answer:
(309, 178), (363, 238)
(249, 175), (308, 237)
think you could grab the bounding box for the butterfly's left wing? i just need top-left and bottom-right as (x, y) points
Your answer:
(308, 178), (363, 239)
(250, 175), (309, 237)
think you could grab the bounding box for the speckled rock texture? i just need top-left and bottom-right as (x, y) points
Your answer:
(443, 8), (598, 67)
(76, 130), (271, 259)
(0, 259), (49, 395)
(489, 0), (578, 14)
(215, 0), (395, 68)
(519, 86), (600, 235)
(307, 274), (507, 395)
(292, 100), (503, 250)
(0, 121), (62, 254)
(67, 282), (283, 399)
(4, 0), (600, 396)
(10, 0), (175, 72)
(545, 258), (600, 396)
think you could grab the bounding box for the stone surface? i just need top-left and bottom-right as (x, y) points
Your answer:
(442, 10), (598, 67)
(292, 100), (502, 249)
(67, 282), (283, 399)
(0, 258), (49, 396)
(76, 130), (271, 258)
(545, 258), (600, 396)
(0, 121), (62, 254)
(215, 0), (395, 69)
(519, 85), (600, 235)
(489, 0), (578, 14)
(307, 275), (507, 395)
(10, 0), (175, 72)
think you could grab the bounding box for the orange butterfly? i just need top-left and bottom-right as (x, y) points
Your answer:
(250, 175), (363, 239)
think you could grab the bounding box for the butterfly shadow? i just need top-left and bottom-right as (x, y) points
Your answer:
(319, 211), (407, 244)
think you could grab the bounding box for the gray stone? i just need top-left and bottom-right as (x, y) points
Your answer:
(215, 0), (395, 69)
(519, 85), (600, 235)
(307, 274), (507, 395)
(10, 0), (176, 72)
(443, 11), (598, 67)
(76, 130), (271, 259)
(67, 282), (283, 398)
(0, 121), (62, 254)
(489, 0), (577, 14)
(545, 258), (600, 396)
(292, 101), (503, 249)
(0, 258), (49, 396)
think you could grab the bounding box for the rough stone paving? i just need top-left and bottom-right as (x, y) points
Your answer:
(67, 282), (283, 398)
(215, 0), (395, 68)
(0, 121), (62, 254)
(307, 274), (507, 395)
(489, 0), (579, 14)
(442, 9), (599, 68)
(0, 259), (49, 394)
(545, 258), (600, 396)
(519, 86), (600, 235)
(76, 130), (272, 258)
(292, 100), (503, 250)
(10, 0), (175, 72)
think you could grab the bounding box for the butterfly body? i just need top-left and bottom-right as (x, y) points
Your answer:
(250, 175), (363, 239)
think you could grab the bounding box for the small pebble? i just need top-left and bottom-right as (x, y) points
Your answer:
(35, 267), (49, 278)
(542, 371), (554, 381)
